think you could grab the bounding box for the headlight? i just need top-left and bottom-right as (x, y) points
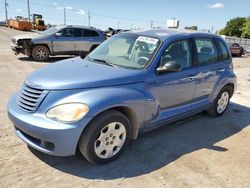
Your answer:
(46, 103), (89, 123)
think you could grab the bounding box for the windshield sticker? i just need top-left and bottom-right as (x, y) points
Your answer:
(137, 36), (159, 44)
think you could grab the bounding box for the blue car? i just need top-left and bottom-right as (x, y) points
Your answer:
(8, 29), (237, 164)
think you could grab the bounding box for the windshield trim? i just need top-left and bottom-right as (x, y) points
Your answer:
(40, 26), (65, 36)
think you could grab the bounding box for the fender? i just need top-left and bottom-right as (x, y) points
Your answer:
(31, 35), (53, 55)
(38, 84), (147, 137)
(210, 66), (237, 102)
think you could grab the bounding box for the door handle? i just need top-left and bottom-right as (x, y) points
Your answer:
(217, 68), (225, 72)
(187, 74), (196, 80)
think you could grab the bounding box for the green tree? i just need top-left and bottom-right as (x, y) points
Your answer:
(220, 17), (246, 37)
(241, 17), (250, 39)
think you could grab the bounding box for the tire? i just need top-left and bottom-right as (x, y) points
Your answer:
(206, 86), (232, 117)
(79, 110), (131, 164)
(32, 45), (50, 61)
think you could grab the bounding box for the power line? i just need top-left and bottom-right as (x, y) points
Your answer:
(3, 0), (167, 29)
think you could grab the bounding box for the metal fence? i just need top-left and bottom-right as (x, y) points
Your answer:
(220, 35), (250, 47)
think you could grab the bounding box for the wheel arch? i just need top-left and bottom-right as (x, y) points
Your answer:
(224, 82), (234, 97)
(83, 106), (140, 140)
(31, 43), (52, 55)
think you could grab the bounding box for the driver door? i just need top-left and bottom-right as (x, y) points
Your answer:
(52, 28), (76, 54)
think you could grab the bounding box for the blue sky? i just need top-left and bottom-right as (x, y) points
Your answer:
(0, 0), (249, 32)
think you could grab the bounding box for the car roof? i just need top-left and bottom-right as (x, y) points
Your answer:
(127, 29), (221, 42)
(61, 25), (101, 31)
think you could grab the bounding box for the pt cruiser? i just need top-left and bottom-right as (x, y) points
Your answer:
(8, 29), (237, 164)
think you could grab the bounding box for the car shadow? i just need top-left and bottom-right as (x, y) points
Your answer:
(18, 56), (75, 63)
(29, 102), (250, 180)
(232, 55), (249, 58)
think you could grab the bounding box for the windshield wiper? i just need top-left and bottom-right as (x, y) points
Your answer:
(90, 57), (115, 67)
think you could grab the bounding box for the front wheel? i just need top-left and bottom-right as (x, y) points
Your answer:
(32, 45), (50, 61)
(79, 110), (131, 164)
(206, 86), (231, 117)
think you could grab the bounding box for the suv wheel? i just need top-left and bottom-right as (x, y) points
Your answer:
(79, 110), (131, 164)
(207, 86), (231, 117)
(32, 45), (50, 61)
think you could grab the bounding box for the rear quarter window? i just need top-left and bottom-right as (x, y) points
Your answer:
(218, 40), (229, 61)
(84, 29), (99, 37)
(194, 38), (219, 65)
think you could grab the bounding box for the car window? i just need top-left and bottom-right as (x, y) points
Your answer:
(84, 29), (99, 37)
(60, 28), (74, 37)
(108, 38), (130, 56)
(161, 40), (192, 69)
(87, 34), (160, 69)
(232, 43), (240, 48)
(218, 41), (229, 61)
(73, 28), (84, 37)
(195, 38), (219, 65)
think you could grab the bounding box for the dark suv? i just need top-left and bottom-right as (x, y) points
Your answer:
(228, 42), (244, 57)
(10, 25), (106, 61)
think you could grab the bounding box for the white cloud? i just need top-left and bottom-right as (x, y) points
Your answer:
(208, 3), (224, 9)
(53, 2), (57, 6)
(16, 9), (22, 12)
(65, 6), (73, 10)
(57, 6), (73, 10)
(76, 9), (85, 15)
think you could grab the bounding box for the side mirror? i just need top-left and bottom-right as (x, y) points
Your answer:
(55, 32), (62, 37)
(156, 61), (182, 74)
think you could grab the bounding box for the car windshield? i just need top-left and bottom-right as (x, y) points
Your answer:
(87, 33), (160, 69)
(40, 26), (64, 35)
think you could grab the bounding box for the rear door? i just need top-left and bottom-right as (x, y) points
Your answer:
(192, 37), (228, 109)
(75, 29), (101, 54)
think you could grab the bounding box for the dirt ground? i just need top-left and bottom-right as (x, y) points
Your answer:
(0, 26), (250, 188)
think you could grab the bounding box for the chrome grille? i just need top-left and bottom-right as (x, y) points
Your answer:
(17, 83), (47, 112)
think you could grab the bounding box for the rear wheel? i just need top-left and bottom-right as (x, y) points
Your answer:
(79, 110), (131, 164)
(206, 86), (232, 117)
(32, 45), (50, 61)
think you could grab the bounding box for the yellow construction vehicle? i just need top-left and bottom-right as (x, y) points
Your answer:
(32, 14), (46, 31)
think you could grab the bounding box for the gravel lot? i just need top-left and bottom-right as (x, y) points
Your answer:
(0, 26), (250, 188)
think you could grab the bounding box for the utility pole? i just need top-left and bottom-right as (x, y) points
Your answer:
(88, 10), (91, 27)
(211, 25), (214, 33)
(150, 20), (154, 29)
(27, 0), (30, 21)
(4, 0), (8, 22)
(64, 8), (66, 25)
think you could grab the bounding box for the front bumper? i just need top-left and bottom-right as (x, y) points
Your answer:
(7, 94), (92, 156)
(10, 42), (31, 56)
(10, 42), (23, 55)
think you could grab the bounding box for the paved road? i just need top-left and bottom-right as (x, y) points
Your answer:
(0, 26), (250, 187)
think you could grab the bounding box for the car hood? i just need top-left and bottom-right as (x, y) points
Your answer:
(13, 33), (42, 41)
(26, 57), (145, 90)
